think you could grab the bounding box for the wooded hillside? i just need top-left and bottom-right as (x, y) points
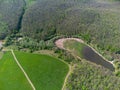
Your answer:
(21, 0), (120, 52)
(0, 0), (25, 39)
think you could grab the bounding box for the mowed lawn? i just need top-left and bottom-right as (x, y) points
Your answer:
(0, 51), (32, 90)
(14, 51), (69, 90)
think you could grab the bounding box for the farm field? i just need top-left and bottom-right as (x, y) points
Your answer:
(14, 51), (69, 90)
(0, 51), (32, 90)
(0, 51), (69, 90)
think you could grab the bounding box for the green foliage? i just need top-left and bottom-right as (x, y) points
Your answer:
(81, 34), (91, 43)
(0, 22), (8, 39)
(66, 60), (120, 90)
(54, 48), (75, 63)
(1, 0), (120, 53)
(20, 0), (120, 52)
(0, 0), (25, 39)
(4, 32), (19, 46)
(64, 40), (85, 58)
(25, 0), (36, 7)
(17, 37), (54, 52)
(0, 0), (120, 53)
(114, 60), (120, 76)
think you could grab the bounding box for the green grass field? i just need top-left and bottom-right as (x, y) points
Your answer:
(0, 51), (69, 90)
(64, 40), (85, 58)
(0, 52), (3, 59)
(14, 51), (69, 90)
(0, 51), (32, 90)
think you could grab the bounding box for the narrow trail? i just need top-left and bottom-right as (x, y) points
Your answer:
(11, 50), (36, 90)
(62, 64), (74, 90)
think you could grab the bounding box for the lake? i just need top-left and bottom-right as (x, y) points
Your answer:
(82, 46), (114, 71)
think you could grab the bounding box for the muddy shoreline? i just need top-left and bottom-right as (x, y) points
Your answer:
(55, 38), (114, 71)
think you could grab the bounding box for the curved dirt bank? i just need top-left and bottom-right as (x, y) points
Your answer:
(55, 38), (84, 49)
(55, 38), (114, 71)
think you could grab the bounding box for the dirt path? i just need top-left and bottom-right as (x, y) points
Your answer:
(55, 38), (84, 49)
(62, 64), (76, 90)
(11, 50), (36, 90)
(62, 63), (72, 90)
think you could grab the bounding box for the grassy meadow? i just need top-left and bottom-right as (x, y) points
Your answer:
(0, 51), (32, 90)
(14, 51), (69, 90)
(64, 40), (85, 58)
(0, 51), (69, 90)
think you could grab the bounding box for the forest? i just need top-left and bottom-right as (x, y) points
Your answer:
(0, 0), (25, 39)
(0, 0), (120, 53)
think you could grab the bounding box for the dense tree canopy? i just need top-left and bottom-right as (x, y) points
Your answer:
(20, 0), (120, 52)
(0, 0), (25, 39)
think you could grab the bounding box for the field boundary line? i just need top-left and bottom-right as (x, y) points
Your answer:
(62, 64), (74, 90)
(11, 50), (36, 90)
